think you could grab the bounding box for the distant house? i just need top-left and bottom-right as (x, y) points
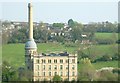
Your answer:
(81, 34), (91, 44)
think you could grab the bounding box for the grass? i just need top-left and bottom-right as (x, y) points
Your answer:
(2, 42), (119, 69)
(92, 61), (118, 69)
(78, 61), (118, 70)
(2, 44), (25, 68)
(95, 33), (118, 40)
(82, 44), (118, 59)
(37, 42), (77, 53)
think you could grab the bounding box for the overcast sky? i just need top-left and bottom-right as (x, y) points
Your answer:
(1, 0), (119, 23)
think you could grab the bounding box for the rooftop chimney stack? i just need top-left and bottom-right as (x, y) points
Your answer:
(28, 3), (33, 40)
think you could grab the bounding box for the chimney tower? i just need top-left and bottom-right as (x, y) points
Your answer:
(25, 3), (37, 72)
(28, 3), (33, 40)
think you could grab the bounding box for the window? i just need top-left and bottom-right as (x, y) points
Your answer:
(43, 60), (46, 63)
(66, 59), (68, 63)
(38, 72), (39, 76)
(49, 65), (51, 70)
(60, 59), (63, 63)
(66, 72), (68, 76)
(43, 65), (45, 70)
(43, 72), (45, 76)
(60, 72), (63, 76)
(49, 72), (51, 76)
(72, 59), (75, 63)
(54, 72), (57, 76)
(54, 59), (57, 63)
(37, 65), (39, 70)
(60, 65), (63, 70)
(72, 72), (75, 76)
(54, 65), (57, 70)
(41, 59), (45, 63)
(69, 59), (71, 63)
(48, 59), (51, 63)
(36, 59), (39, 63)
(72, 65), (75, 70)
(66, 66), (68, 70)
(41, 59), (43, 63)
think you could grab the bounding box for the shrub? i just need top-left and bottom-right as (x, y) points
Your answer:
(53, 75), (62, 81)
(95, 38), (115, 44)
(112, 53), (119, 61)
(94, 55), (112, 62)
(112, 68), (120, 74)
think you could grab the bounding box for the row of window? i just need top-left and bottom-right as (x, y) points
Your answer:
(26, 50), (37, 54)
(37, 71), (75, 76)
(37, 65), (75, 70)
(36, 78), (75, 81)
(36, 59), (75, 64)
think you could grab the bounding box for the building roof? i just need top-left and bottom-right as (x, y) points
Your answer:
(42, 52), (69, 56)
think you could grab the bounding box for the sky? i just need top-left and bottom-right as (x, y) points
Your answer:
(1, 0), (119, 24)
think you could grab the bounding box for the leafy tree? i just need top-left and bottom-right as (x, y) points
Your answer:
(68, 19), (75, 28)
(36, 22), (50, 43)
(77, 49), (89, 60)
(78, 58), (96, 81)
(95, 70), (118, 81)
(53, 75), (62, 81)
(101, 55), (112, 61)
(118, 23), (120, 33)
(2, 32), (9, 44)
(2, 21), (11, 28)
(18, 67), (32, 81)
(84, 22), (97, 33)
(112, 68), (120, 74)
(8, 28), (28, 43)
(112, 53), (119, 60)
(54, 36), (64, 43)
(70, 22), (83, 42)
(53, 23), (64, 28)
(2, 61), (19, 82)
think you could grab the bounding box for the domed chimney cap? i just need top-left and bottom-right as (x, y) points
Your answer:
(25, 39), (37, 49)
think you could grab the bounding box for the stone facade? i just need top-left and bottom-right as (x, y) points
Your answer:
(33, 53), (77, 81)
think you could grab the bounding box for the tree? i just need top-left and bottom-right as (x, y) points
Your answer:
(68, 19), (75, 28)
(84, 22), (97, 32)
(2, 61), (19, 82)
(53, 75), (62, 81)
(70, 22), (83, 42)
(2, 32), (9, 44)
(37, 21), (50, 43)
(18, 67), (32, 81)
(77, 49), (89, 60)
(52, 23), (64, 28)
(95, 70), (118, 81)
(54, 35), (64, 43)
(8, 28), (28, 43)
(78, 58), (96, 81)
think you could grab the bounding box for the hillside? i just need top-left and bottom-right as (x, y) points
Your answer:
(2, 43), (119, 69)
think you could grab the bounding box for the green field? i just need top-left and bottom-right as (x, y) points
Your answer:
(95, 33), (119, 40)
(92, 61), (118, 69)
(2, 43), (119, 69)
(82, 44), (118, 59)
(78, 61), (118, 70)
